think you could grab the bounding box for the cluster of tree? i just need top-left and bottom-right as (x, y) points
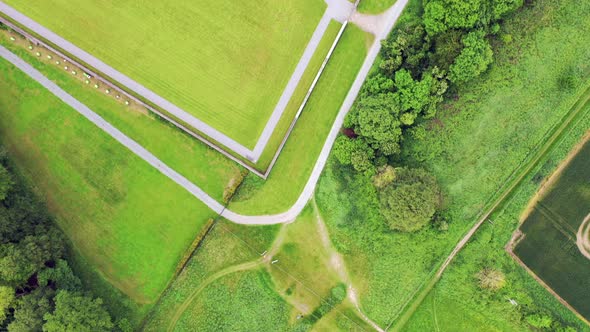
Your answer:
(333, 0), (524, 231)
(0, 149), (124, 331)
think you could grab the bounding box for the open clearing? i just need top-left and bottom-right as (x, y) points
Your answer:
(0, 53), (223, 322)
(514, 138), (590, 321)
(1, 0), (325, 148)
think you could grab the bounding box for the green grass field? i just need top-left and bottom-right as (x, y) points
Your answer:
(404, 109), (590, 332)
(0, 33), (243, 203)
(230, 25), (371, 214)
(316, 0), (590, 327)
(0, 54), (226, 323)
(514, 139), (590, 321)
(3, 0), (326, 147)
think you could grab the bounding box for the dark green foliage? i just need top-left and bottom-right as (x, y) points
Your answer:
(333, 135), (375, 174)
(8, 289), (52, 332)
(448, 30), (494, 83)
(0, 152), (115, 331)
(378, 168), (441, 232)
(38, 259), (82, 292)
(0, 165), (13, 201)
(42, 290), (114, 332)
(0, 286), (14, 324)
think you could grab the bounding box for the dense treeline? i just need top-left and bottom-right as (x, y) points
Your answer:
(0, 148), (128, 332)
(334, 0), (523, 232)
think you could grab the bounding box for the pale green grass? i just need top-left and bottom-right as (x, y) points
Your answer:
(143, 221), (280, 330)
(0, 56), (219, 320)
(4, 0), (325, 147)
(0, 33), (242, 203)
(230, 26), (372, 214)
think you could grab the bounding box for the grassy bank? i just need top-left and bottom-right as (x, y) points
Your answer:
(0, 54), (219, 324)
(230, 25), (371, 215)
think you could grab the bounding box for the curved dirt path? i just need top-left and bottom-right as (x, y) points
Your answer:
(0, 0), (408, 225)
(576, 214), (590, 260)
(312, 199), (384, 332)
(166, 224), (288, 331)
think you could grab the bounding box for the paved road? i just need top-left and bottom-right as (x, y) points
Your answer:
(0, 1), (354, 163)
(0, 0), (408, 225)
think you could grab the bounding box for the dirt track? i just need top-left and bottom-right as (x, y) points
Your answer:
(576, 214), (590, 260)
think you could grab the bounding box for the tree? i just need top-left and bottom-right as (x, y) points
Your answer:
(448, 30), (494, 83)
(0, 285), (15, 324)
(525, 313), (553, 329)
(8, 289), (52, 332)
(43, 291), (113, 332)
(492, 0), (523, 19)
(0, 232), (65, 284)
(378, 168), (441, 232)
(423, 0), (483, 35)
(373, 165), (396, 189)
(333, 136), (375, 175)
(0, 165), (13, 201)
(476, 267), (506, 290)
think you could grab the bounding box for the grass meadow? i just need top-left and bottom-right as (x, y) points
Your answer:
(404, 108), (590, 332)
(514, 139), (590, 321)
(3, 0), (325, 147)
(316, 0), (590, 327)
(230, 25), (371, 215)
(145, 205), (366, 331)
(0, 33), (243, 203)
(0, 55), (225, 324)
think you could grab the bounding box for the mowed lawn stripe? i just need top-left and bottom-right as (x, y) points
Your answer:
(3, 0), (326, 147)
(0, 56), (216, 304)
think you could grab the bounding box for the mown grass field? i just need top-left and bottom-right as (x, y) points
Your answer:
(3, 0), (325, 147)
(143, 220), (281, 331)
(514, 139), (590, 321)
(0, 55), (224, 324)
(0, 32), (242, 203)
(316, 0), (590, 327)
(404, 112), (590, 331)
(230, 25), (371, 214)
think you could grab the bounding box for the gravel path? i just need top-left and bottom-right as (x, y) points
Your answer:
(0, 0), (357, 163)
(0, 0), (408, 225)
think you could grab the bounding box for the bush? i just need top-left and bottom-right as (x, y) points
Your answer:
(378, 168), (441, 232)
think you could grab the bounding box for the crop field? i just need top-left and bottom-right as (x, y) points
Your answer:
(316, 0), (590, 327)
(0, 54), (226, 323)
(514, 138), (590, 321)
(2, 0), (326, 148)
